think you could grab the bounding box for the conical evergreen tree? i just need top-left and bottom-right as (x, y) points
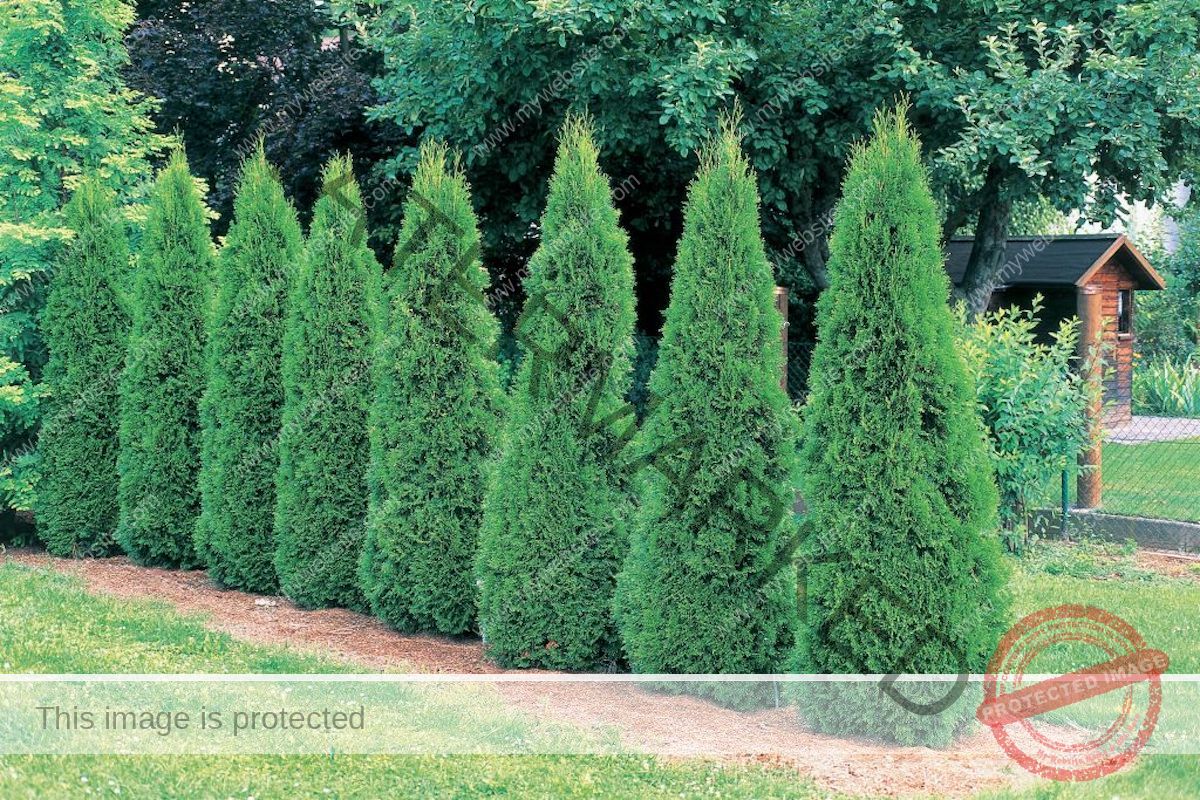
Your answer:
(37, 180), (130, 556)
(794, 106), (1007, 746)
(196, 145), (302, 592)
(116, 150), (213, 567)
(476, 116), (637, 669)
(614, 120), (799, 701)
(358, 143), (503, 634)
(274, 155), (380, 610)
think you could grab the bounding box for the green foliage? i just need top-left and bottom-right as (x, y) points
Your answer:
(358, 142), (503, 634)
(0, 0), (166, 516)
(196, 147), (303, 592)
(274, 155), (380, 610)
(794, 107), (1007, 746)
(1134, 356), (1200, 418)
(36, 181), (129, 556)
(368, 1), (1200, 313)
(1006, 196), (1076, 237)
(126, 0), (400, 237)
(1137, 200), (1200, 363)
(116, 151), (213, 567)
(957, 299), (1093, 550)
(1022, 538), (1161, 583)
(476, 116), (637, 669)
(615, 121), (799, 699)
(0, 356), (41, 513)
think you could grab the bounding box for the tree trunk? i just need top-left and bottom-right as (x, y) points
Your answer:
(801, 238), (831, 291)
(952, 168), (1012, 318)
(795, 188), (835, 291)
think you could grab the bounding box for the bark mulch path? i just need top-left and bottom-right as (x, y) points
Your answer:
(4, 548), (1044, 798)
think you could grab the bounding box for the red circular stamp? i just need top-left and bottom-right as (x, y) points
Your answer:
(976, 604), (1168, 781)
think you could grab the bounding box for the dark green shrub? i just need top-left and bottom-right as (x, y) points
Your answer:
(117, 151), (214, 567)
(794, 107), (1007, 746)
(357, 142), (504, 634)
(196, 146), (303, 591)
(37, 180), (129, 556)
(476, 116), (637, 669)
(614, 121), (799, 704)
(274, 155), (380, 610)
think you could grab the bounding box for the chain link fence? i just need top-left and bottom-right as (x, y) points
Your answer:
(786, 342), (816, 402)
(1085, 414), (1200, 525)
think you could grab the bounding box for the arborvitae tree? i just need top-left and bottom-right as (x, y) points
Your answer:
(36, 180), (130, 556)
(476, 116), (637, 669)
(614, 120), (800, 699)
(794, 107), (1007, 746)
(116, 150), (213, 567)
(358, 143), (503, 634)
(274, 155), (380, 610)
(195, 145), (302, 592)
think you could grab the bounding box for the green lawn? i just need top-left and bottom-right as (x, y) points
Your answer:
(978, 756), (1198, 800)
(0, 562), (833, 799)
(1, 558), (1197, 798)
(1040, 437), (1200, 523)
(1098, 438), (1200, 523)
(1009, 562), (1200, 673)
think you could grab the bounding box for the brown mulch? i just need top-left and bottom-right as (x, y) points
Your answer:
(3, 548), (1041, 798)
(1136, 549), (1200, 581)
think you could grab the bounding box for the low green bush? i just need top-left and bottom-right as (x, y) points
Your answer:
(957, 298), (1094, 550)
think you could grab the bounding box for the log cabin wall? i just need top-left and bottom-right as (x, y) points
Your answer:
(1091, 259), (1138, 425)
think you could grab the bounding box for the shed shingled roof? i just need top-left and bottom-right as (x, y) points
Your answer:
(944, 234), (1166, 290)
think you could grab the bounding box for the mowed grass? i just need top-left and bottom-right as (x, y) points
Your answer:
(1099, 437), (1200, 523)
(999, 557), (1200, 797)
(0, 562), (830, 799)
(0, 563), (346, 674)
(1, 558), (1197, 797)
(0, 754), (828, 800)
(1009, 563), (1200, 673)
(978, 756), (1198, 800)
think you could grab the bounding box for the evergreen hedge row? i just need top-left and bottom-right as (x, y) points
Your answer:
(476, 116), (637, 669)
(37, 180), (129, 556)
(793, 107), (1008, 746)
(116, 150), (213, 567)
(32, 111), (1018, 749)
(273, 155), (380, 610)
(615, 121), (800, 704)
(358, 142), (503, 634)
(196, 145), (303, 592)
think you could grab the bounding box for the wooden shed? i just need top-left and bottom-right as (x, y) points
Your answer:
(945, 234), (1167, 424)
